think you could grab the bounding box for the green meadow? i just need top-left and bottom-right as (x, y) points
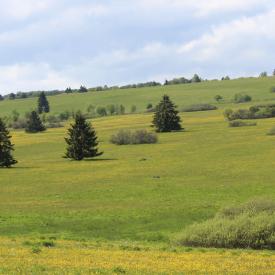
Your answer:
(1, 76), (275, 242)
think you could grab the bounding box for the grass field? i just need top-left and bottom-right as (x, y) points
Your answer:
(1, 237), (274, 274)
(1, 77), (275, 272)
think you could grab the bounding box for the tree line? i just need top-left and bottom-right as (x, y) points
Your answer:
(0, 95), (181, 167)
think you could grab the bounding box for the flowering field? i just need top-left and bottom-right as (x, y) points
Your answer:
(0, 238), (274, 274)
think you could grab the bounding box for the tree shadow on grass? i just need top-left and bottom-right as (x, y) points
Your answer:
(83, 158), (117, 162)
(0, 166), (37, 170)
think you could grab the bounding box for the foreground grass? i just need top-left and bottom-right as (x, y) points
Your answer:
(0, 237), (274, 274)
(0, 110), (275, 241)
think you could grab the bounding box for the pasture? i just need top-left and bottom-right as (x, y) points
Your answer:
(1, 77), (275, 273)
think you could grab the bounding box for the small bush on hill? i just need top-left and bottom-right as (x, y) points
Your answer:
(234, 93), (252, 103)
(182, 104), (217, 112)
(228, 120), (257, 127)
(111, 129), (157, 145)
(178, 198), (275, 250)
(270, 87), (275, 93)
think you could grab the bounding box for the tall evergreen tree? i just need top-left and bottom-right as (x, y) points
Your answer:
(152, 95), (182, 132)
(38, 92), (50, 114)
(25, 111), (46, 133)
(0, 118), (17, 167)
(64, 113), (103, 161)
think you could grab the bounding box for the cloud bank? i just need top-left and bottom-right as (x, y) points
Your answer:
(0, 0), (274, 93)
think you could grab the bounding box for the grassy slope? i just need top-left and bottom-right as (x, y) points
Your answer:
(0, 77), (275, 242)
(1, 77), (275, 117)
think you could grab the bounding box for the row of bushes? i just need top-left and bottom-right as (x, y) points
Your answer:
(110, 129), (158, 145)
(228, 120), (257, 127)
(182, 104), (217, 112)
(224, 104), (275, 121)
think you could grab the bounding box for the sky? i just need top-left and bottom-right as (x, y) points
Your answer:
(0, 0), (275, 94)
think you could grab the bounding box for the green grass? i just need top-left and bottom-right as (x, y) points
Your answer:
(1, 77), (275, 242)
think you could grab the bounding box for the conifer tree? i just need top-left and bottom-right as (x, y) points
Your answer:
(25, 111), (46, 133)
(152, 95), (182, 132)
(0, 118), (17, 167)
(64, 113), (103, 161)
(38, 92), (50, 114)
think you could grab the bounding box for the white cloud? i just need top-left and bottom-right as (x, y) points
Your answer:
(0, 0), (54, 20)
(0, 63), (79, 92)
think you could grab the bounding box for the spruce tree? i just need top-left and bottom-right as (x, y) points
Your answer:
(152, 95), (182, 132)
(25, 111), (46, 133)
(0, 118), (17, 167)
(64, 113), (103, 161)
(38, 92), (50, 114)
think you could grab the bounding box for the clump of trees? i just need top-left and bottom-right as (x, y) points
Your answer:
(164, 74), (202, 85)
(64, 113), (102, 161)
(152, 95), (182, 132)
(38, 92), (50, 114)
(0, 118), (17, 167)
(111, 129), (157, 145)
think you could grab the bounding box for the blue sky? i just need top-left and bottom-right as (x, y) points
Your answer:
(0, 0), (275, 94)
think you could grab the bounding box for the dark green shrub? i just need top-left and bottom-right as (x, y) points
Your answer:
(42, 240), (55, 248)
(182, 104), (217, 112)
(214, 95), (223, 102)
(147, 103), (153, 109)
(270, 87), (275, 93)
(178, 198), (275, 250)
(228, 120), (257, 127)
(234, 93), (252, 103)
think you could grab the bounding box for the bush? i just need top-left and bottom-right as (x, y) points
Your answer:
(228, 120), (257, 127)
(234, 93), (252, 103)
(111, 129), (158, 145)
(178, 198), (275, 250)
(10, 118), (28, 129)
(110, 130), (132, 145)
(131, 130), (158, 144)
(182, 104), (217, 112)
(96, 106), (107, 117)
(270, 87), (275, 93)
(214, 95), (223, 102)
(267, 126), (275, 136)
(147, 103), (153, 109)
(131, 105), (137, 113)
